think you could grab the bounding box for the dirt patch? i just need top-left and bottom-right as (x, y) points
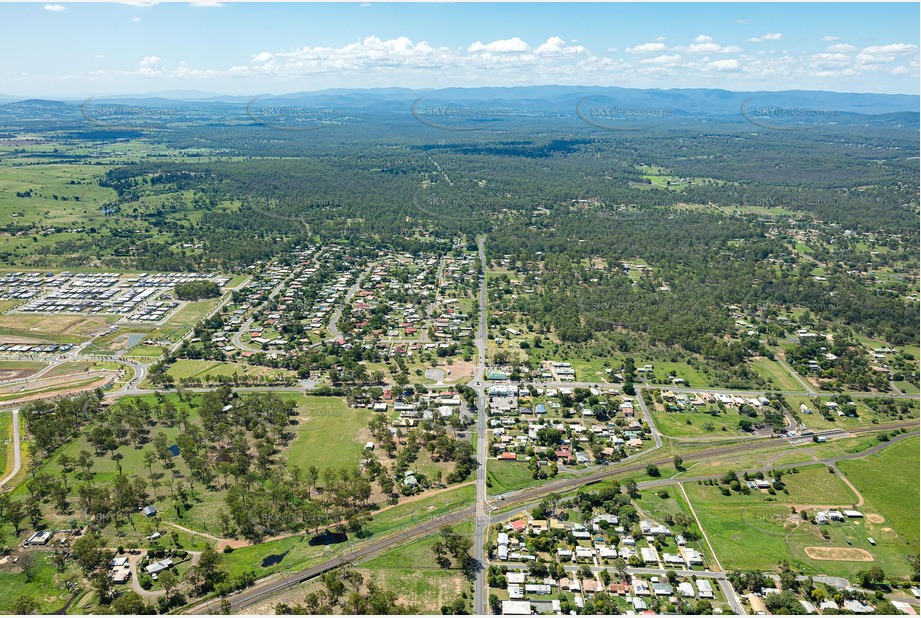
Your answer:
(0, 368), (41, 382)
(437, 359), (475, 383)
(805, 546), (874, 561)
(866, 513), (885, 523)
(0, 371), (117, 405)
(0, 335), (44, 344)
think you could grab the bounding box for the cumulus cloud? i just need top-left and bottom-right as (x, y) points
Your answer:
(860, 43), (917, 55)
(66, 33), (918, 93)
(535, 37), (585, 55)
(820, 35), (839, 41)
(44, 4), (66, 11)
(138, 55), (164, 75)
(627, 42), (667, 54)
(640, 54), (682, 66)
(686, 35), (741, 54)
(707, 58), (740, 71)
(468, 37), (530, 53)
(747, 33), (783, 43)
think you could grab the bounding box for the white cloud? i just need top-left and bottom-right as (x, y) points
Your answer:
(138, 55), (164, 75)
(707, 58), (740, 71)
(734, 18), (750, 23)
(627, 42), (667, 54)
(44, 4), (66, 11)
(860, 43), (917, 55)
(688, 42), (741, 54)
(190, 1), (225, 6)
(640, 54), (682, 66)
(64, 32), (918, 93)
(131, 17), (141, 22)
(468, 37), (530, 53)
(820, 35), (839, 42)
(746, 33), (783, 43)
(685, 35), (740, 54)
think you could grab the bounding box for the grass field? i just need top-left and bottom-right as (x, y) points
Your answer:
(652, 408), (749, 438)
(359, 524), (470, 612)
(222, 487), (475, 582)
(685, 441), (919, 578)
(151, 298), (223, 342)
(0, 413), (11, 478)
(838, 437), (919, 545)
(750, 357), (804, 391)
(487, 461), (540, 495)
(0, 551), (77, 614)
(164, 359), (295, 384)
(287, 396), (371, 472)
(9, 393), (231, 539)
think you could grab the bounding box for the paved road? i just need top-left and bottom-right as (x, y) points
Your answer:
(0, 409), (21, 488)
(527, 379), (919, 400)
(634, 389), (663, 448)
(472, 236), (489, 616)
(328, 262), (372, 341)
(183, 426), (917, 614)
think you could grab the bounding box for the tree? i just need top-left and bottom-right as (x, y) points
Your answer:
(488, 594), (501, 614)
(856, 566), (886, 588)
(623, 479), (639, 498)
(11, 595), (37, 615)
(673, 455), (684, 470)
(159, 569), (180, 600)
(645, 463), (660, 477)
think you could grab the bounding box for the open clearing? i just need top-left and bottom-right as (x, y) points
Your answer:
(0, 313), (113, 344)
(804, 546), (873, 561)
(287, 396), (370, 472)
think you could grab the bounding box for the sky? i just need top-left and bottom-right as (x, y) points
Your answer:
(1, 2), (918, 97)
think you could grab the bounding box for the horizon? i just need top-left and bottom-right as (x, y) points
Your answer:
(3, 83), (920, 102)
(1, 2), (918, 97)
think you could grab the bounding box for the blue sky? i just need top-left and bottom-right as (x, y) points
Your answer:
(1, 2), (918, 97)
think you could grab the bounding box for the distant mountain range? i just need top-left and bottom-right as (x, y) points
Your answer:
(1, 85), (917, 121)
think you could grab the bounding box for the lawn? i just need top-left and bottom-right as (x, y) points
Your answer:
(287, 396), (370, 472)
